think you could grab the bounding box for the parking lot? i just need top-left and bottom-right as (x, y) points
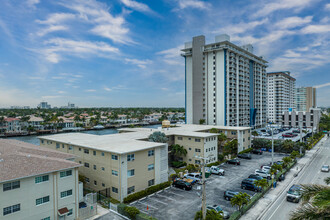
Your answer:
(254, 128), (311, 142)
(130, 152), (285, 220)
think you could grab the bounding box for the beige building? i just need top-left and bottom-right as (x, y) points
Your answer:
(0, 139), (81, 220)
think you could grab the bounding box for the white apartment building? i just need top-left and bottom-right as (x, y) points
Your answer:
(0, 139), (81, 220)
(282, 108), (321, 130)
(295, 87), (317, 112)
(267, 71), (296, 124)
(182, 34), (267, 128)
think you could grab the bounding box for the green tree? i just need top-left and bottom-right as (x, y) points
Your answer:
(325, 177), (330, 185)
(282, 156), (292, 168)
(290, 150), (300, 159)
(199, 119), (205, 125)
(230, 192), (250, 215)
(148, 131), (168, 143)
(283, 140), (295, 153)
(254, 178), (269, 192)
(270, 164), (283, 175)
(124, 206), (140, 220)
(194, 209), (224, 220)
(223, 139), (238, 155)
(210, 128), (227, 153)
(251, 131), (259, 136)
(170, 144), (187, 161)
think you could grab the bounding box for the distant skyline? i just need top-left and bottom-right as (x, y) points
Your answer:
(0, 0), (329, 108)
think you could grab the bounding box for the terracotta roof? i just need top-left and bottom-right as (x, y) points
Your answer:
(58, 207), (69, 216)
(0, 139), (81, 183)
(4, 118), (20, 122)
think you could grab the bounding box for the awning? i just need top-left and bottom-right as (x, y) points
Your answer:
(58, 207), (69, 216)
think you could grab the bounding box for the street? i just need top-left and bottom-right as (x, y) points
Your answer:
(260, 137), (330, 220)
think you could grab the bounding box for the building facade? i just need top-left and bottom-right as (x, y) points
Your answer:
(295, 87), (317, 112)
(182, 34), (267, 128)
(267, 71), (296, 124)
(0, 139), (81, 220)
(282, 108), (321, 130)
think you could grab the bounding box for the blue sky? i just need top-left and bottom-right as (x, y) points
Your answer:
(0, 0), (329, 108)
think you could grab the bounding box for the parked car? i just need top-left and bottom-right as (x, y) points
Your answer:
(292, 129), (300, 133)
(282, 133), (294, 138)
(261, 166), (271, 173)
(210, 166), (225, 175)
(255, 169), (271, 179)
(237, 153), (252, 160)
(275, 161), (284, 166)
(278, 174), (285, 182)
(223, 190), (239, 201)
(172, 180), (192, 190)
(287, 185), (302, 203)
(248, 174), (264, 181)
(183, 173), (201, 183)
(226, 159), (240, 165)
(241, 178), (262, 192)
(206, 205), (230, 219)
(252, 149), (263, 155)
(321, 165), (329, 172)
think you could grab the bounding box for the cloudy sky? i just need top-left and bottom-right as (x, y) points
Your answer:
(0, 0), (329, 108)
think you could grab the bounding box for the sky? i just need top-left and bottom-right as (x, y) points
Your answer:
(0, 0), (329, 108)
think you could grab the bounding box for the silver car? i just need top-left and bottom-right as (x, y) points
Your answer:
(321, 165), (329, 172)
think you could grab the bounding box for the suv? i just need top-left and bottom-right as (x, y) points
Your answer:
(172, 180), (192, 190)
(226, 159), (240, 165)
(252, 149), (263, 155)
(237, 153), (252, 160)
(210, 166), (225, 176)
(224, 190), (239, 201)
(255, 169), (271, 179)
(287, 185), (302, 203)
(241, 178), (261, 192)
(248, 174), (263, 181)
(206, 205), (230, 219)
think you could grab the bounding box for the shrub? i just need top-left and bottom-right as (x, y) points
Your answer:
(218, 154), (225, 161)
(206, 161), (221, 167)
(238, 148), (253, 154)
(124, 206), (140, 219)
(186, 164), (199, 172)
(171, 161), (187, 168)
(170, 173), (178, 180)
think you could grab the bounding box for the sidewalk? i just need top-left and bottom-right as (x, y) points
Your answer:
(241, 136), (326, 220)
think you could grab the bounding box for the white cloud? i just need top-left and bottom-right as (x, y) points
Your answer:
(120, 0), (155, 14)
(27, 0), (40, 7)
(301, 24), (330, 34)
(124, 58), (152, 68)
(104, 87), (112, 92)
(36, 13), (76, 24)
(157, 45), (183, 65)
(314, 82), (330, 89)
(58, 91), (66, 94)
(325, 3), (330, 10)
(85, 89), (96, 92)
(213, 18), (268, 35)
(176, 0), (210, 10)
(36, 25), (68, 36)
(274, 16), (313, 29)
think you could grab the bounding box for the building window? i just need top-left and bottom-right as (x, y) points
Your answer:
(127, 154), (135, 161)
(127, 169), (135, 177)
(148, 150), (154, 157)
(112, 187), (118, 193)
(3, 204), (20, 216)
(195, 160), (201, 164)
(67, 209), (73, 216)
(60, 189), (73, 198)
(79, 148), (81, 151)
(102, 167), (105, 171)
(195, 138), (201, 142)
(189, 148), (191, 150)
(41, 140), (44, 144)
(101, 152), (105, 156)
(127, 186), (135, 194)
(84, 163), (89, 168)
(41, 217), (50, 220)
(3, 181), (20, 192)
(36, 196), (50, 205)
(231, 131), (236, 135)
(177, 136), (183, 140)
(94, 181), (97, 186)
(188, 138), (191, 140)
(93, 165), (97, 170)
(69, 145), (73, 150)
(56, 143), (60, 149)
(148, 179), (155, 186)
(112, 155), (118, 160)
(148, 164), (154, 171)
(60, 170), (72, 178)
(85, 177), (90, 183)
(112, 170), (118, 176)
(62, 144), (65, 148)
(84, 149), (89, 154)
(195, 148), (201, 152)
(35, 175), (49, 184)
(93, 151), (96, 156)
(102, 183), (105, 187)
(243, 138), (245, 142)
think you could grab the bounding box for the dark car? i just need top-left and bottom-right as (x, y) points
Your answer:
(292, 129), (300, 133)
(287, 185), (302, 203)
(226, 159), (240, 165)
(275, 161), (284, 166)
(237, 153), (252, 160)
(252, 149), (263, 155)
(241, 178), (261, 192)
(172, 180), (192, 190)
(248, 174), (264, 181)
(224, 190), (239, 201)
(282, 133), (294, 137)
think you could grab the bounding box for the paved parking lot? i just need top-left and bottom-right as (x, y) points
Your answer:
(130, 152), (285, 220)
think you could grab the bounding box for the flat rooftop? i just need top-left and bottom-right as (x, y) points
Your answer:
(0, 139), (81, 183)
(39, 124), (250, 154)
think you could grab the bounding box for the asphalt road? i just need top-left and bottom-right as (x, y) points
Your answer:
(260, 137), (330, 220)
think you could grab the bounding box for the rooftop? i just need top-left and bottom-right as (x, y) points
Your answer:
(0, 139), (80, 183)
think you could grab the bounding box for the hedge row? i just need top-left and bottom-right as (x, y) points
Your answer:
(238, 148), (253, 154)
(123, 181), (171, 204)
(118, 203), (157, 220)
(171, 161), (187, 168)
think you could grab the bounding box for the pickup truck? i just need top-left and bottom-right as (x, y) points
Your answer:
(210, 166), (225, 176)
(183, 173), (201, 184)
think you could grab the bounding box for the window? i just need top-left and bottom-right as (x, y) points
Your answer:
(3, 181), (20, 192)
(84, 149), (89, 154)
(148, 150), (154, 157)
(188, 138), (191, 140)
(93, 165), (97, 170)
(41, 217), (50, 220)
(148, 179), (155, 186)
(243, 138), (245, 142)
(177, 136), (183, 140)
(127, 186), (135, 194)
(36, 196), (50, 205)
(231, 131), (236, 135)
(102, 183), (105, 187)
(56, 143), (60, 149)
(60, 189), (72, 198)
(148, 164), (154, 171)
(41, 140), (44, 144)
(195, 148), (201, 153)
(112, 170), (118, 176)
(112, 187), (118, 193)
(84, 163), (89, 168)
(67, 209), (73, 216)
(93, 151), (96, 156)
(195, 138), (201, 142)
(60, 170), (72, 178)
(127, 169), (135, 177)
(195, 160), (201, 164)
(101, 152), (105, 156)
(94, 181), (97, 186)
(79, 148), (81, 151)
(85, 177), (90, 183)
(189, 148), (191, 150)
(127, 154), (135, 161)
(69, 145), (73, 150)
(102, 167), (105, 171)
(112, 155), (118, 160)
(62, 144), (65, 148)
(35, 175), (49, 184)
(3, 204), (20, 216)
(79, 161), (82, 164)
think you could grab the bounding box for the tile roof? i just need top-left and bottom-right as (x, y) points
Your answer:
(0, 139), (81, 183)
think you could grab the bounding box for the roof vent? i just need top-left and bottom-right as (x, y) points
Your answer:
(27, 154), (31, 158)
(0, 158), (3, 162)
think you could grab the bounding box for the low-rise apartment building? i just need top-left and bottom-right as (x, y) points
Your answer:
(0, 139), (81, 220)
(282, 108), (321, 130)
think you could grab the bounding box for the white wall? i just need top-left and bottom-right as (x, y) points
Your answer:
(215, 50), (225, 126)
(186, 57), (193, 124)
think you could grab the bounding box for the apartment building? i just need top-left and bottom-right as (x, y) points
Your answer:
(282, 108), (321, 130)
(0, 139), (81, 220)
(182, 34), (267, 128)
(38, 102), (51, 109)
(267, 71), (296, 124)
(295, 87), (317, 112)
(39, 133), (168, 202)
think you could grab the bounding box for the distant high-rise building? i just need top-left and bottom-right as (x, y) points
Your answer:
(68, 102), (75, 108)
(38, 102), (51, 109)
(267, 71), (296, 124)
(295, 87), (317, 112)
(182, 34), (267, 128)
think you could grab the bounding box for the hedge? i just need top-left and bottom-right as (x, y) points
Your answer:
(238, 148), (253, 154)
(206, 161), (221, 167)
(171, 161), (187, 168)
(123, 181), (171, 204)
(118, 204), (157, 220)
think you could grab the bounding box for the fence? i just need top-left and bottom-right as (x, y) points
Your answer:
(79, 193), (98, 219)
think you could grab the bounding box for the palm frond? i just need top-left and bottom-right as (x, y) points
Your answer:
(300, 184), (330, 203)
(290, 203), (330, 220)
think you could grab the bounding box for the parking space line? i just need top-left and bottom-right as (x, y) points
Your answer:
(170, 187), (197, 195)
(164, 190), (185, 197)
(155, 193), (176, 201)
(147, 197), (168, 205)
(137, 201), (158, 210)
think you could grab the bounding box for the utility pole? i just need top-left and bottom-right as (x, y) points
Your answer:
(299, 122), (303, 155)
(269, 122), (274, 165)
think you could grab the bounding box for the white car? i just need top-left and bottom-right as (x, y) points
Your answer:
(183, 173), (201, 183)
(321, 165), (329, 172)
(210, 166), (225, 176)
(255, 169), (271, 179)
(261, 166), (271, 173)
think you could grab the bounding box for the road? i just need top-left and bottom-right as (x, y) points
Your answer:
(260, 137), (330, 220)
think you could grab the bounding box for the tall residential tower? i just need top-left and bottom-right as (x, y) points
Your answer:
(295, 87), (317, 111)
(267, 71), (296, 124)
(182, 35), (267, 128)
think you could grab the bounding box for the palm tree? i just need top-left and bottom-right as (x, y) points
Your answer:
(230, 192), (250, 215)
(325, 177), (330, 185)
(290, 184), (330, 220)
(194, 209), (223, 220)
(283, 156), (292, 168)
(254, 179), (269, 192)
(171, 144), (187, 161)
